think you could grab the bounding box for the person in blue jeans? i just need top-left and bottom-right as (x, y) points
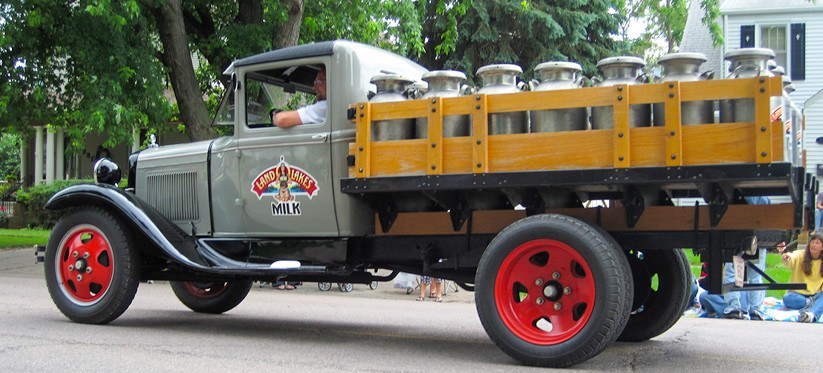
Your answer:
(779, 232), (823, 322)
(699, 196), (770, 319)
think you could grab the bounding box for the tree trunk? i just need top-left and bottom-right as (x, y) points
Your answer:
(272, 0), (304, 49)
(152, 0), (213, 142)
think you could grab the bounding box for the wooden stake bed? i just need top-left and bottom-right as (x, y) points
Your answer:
(342, 76), (809, 234)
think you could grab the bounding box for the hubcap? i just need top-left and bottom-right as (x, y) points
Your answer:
(495, 239), (596, 344)
(182, 282), (229, 299)
(56, 226), (114, 305)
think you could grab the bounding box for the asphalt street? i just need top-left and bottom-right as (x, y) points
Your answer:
(1, 247), (821, 372)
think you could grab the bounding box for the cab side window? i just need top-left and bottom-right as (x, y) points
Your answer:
(244, 65), (325, 128)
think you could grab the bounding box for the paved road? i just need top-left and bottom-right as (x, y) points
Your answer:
(1, 248), (821, 372)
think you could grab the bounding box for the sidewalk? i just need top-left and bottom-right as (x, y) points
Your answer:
(0, 247), (475, 304)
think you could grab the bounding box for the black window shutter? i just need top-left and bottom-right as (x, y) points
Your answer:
(741, 25), (755, 48)
(791, 23), (805, 80)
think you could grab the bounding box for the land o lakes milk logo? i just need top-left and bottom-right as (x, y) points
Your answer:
(250, 156), (319, 216)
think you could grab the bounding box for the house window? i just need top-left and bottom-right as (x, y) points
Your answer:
(760, 25), (787, 72)
(740, 23), (804, 80)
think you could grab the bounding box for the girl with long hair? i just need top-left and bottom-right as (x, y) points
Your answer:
(780, 232), (823, 322)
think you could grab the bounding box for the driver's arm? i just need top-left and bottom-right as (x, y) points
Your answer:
(272, 110), (302, 128)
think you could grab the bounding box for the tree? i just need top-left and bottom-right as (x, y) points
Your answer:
(0, 1), (172, 150)
(417, 0), (626, 81)
(618, 0), (722, 58)
(0, 0), (431, 146)
(0, 134), (20, 180)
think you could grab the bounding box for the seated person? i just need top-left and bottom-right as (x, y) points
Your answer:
(779, 232), (823, 322)
(271, 67), (327, 127)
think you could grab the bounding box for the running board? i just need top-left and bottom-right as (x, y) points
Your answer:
(192, 239), (331, 276)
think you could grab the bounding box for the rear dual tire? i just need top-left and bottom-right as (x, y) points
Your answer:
(475, 214), (633, 368)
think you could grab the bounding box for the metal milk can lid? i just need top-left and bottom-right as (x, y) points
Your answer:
(723, 48), (775, 61)
(596, 56), (645, 68)
(535, 61), (582, 73)
(476, 64), (523, 77)
(422, 70), (467, 81)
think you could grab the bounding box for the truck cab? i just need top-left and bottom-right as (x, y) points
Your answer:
(134, 40), (426, 240)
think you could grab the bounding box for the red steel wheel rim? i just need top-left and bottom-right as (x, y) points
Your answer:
(56, 225), (115, 305)
(495, 239), (596, 344)
(181, 282), (229, 299)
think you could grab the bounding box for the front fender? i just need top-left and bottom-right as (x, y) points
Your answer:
(46, 184), (209, 269)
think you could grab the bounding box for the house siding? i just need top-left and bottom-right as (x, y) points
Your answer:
(723, 12), (823, 108)
(805, 92), (823, 177)
(723, 9), (823, 180)
(683, 1), (823, 189)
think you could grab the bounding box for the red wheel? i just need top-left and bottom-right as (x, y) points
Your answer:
(55, 225), (116, 305)
(475, 214), (632, 368)
(171, 280), (252, 314)
(180, 282), (229, 299)
(45, 207), (139, 324)
(495, 239), (595, 344)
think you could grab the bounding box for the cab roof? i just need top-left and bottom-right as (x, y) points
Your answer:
(233, 40), (337, 68)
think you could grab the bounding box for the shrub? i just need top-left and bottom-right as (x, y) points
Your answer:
(0, 208), (8, 228)
(15, 179), (93, 228)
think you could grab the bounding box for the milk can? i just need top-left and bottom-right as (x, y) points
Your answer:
(652, 52), (714, 126)
(591, 56), (651, 130)
(476, 64), (528, 134)
(719, 48), (777, 123)
(415, 70), (470, 138)
(529, 62), (588, 132)
(370, 74), (415, 141)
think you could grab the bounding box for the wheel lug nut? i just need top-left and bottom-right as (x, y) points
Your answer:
(83, 252), (90, 259)
(552, 272), (560, 280)
(76, 274), (83, 282)
(72, 251), (79, 258)
(535, 278), (543, 286)
(68, 265), (74, 271)
(564, 287), (572, 295)
(554, 302), (562, 311)
(86, 267), (92, 273)
(536, 297), (544, 305)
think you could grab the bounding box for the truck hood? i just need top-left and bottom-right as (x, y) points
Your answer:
(137, 139), (215, 167)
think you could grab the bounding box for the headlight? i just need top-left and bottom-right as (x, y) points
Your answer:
(94, 158), (122, 186)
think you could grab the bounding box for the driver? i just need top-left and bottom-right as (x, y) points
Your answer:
(271, 67), (327, 128)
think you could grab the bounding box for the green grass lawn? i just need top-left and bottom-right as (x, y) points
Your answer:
(0, 229), (50, 249)
(684, 249), (791, 299)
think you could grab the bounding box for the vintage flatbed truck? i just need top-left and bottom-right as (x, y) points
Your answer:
(39, 40), (812, 368)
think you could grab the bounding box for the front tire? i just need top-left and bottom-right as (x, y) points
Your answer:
(475, 214), (633, 368)
(45, 207), (140, 324)
(170, 281), (252, 314)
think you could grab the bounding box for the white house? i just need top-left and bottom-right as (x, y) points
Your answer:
(682, 0), (823, 177)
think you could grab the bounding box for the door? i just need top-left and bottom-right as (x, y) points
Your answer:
(235, 62), (338, 237)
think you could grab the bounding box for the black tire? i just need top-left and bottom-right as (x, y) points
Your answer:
(318, 282), (333, 291)
(369, 281), (378, 290)
(618, 249), (691, 342)
(45, 207), (140, 324)
(338, 283), (353, 292)
(170, 281), (252, 314)
(475, 214), (633, 368)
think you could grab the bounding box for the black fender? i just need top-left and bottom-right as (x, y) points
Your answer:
(45, 184), (333, 278)
(45, 183), (209, 269)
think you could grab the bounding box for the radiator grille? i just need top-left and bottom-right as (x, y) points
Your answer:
(146, 171), (200, 221)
